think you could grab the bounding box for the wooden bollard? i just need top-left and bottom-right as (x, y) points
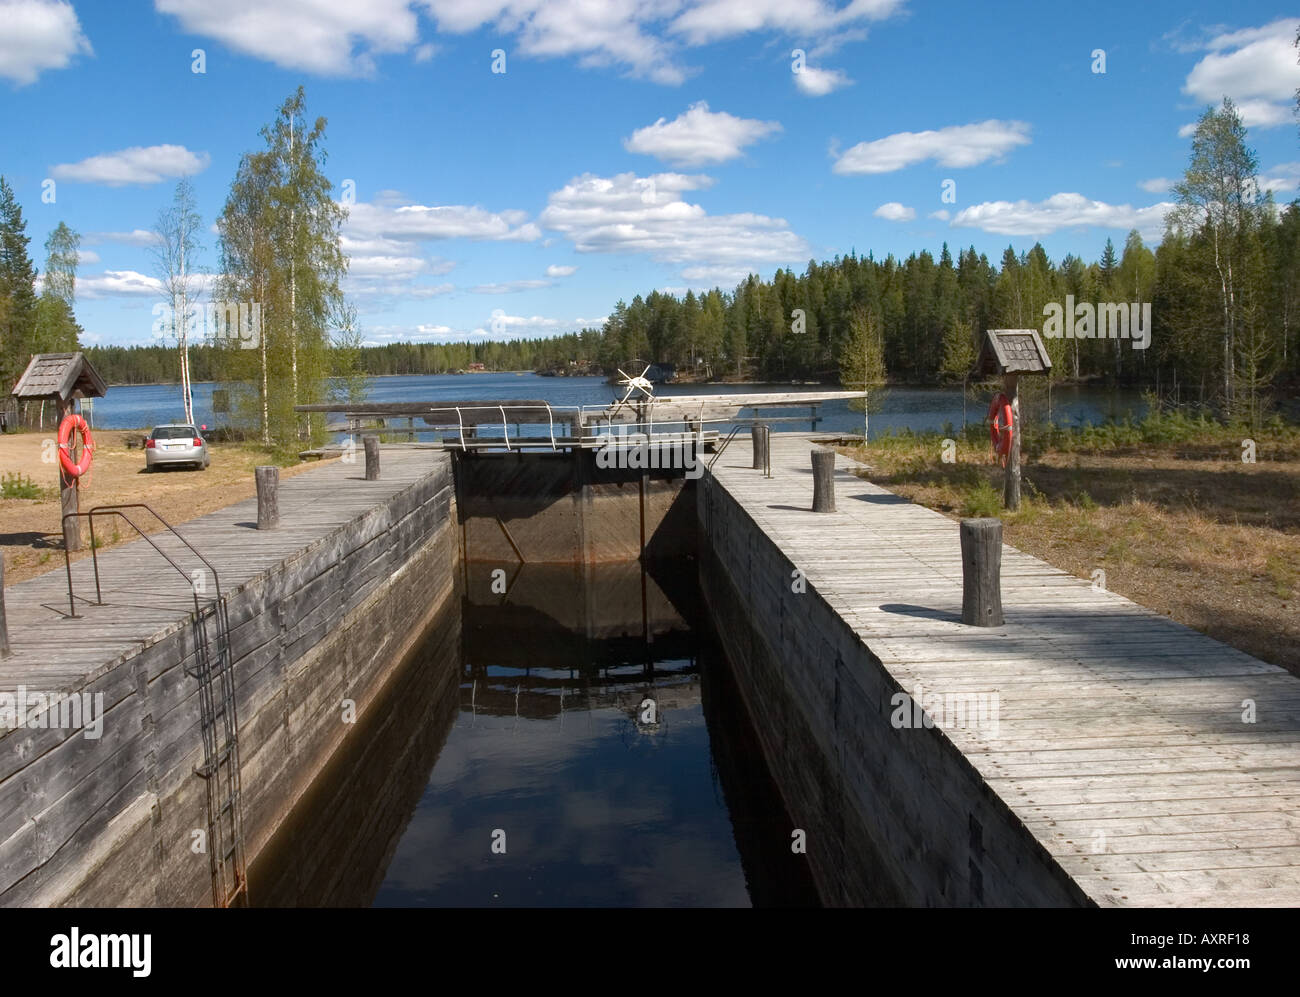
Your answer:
(255, 466), (279, 530)
(960, 518), (1004, 627)
(751, 423), (769, 469)
(0, 555), (11, 658)
(811, 450), (836, 512)
(364, 435), (380, 481)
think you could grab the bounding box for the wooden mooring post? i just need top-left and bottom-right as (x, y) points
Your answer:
(0, 555), (11, 658)
(811, 449), (836, 512)
(751, 422), (769, 470)
(960, 517), (1004, 626)
(255, 466), (279, 530)
(364, 435), (380, 481)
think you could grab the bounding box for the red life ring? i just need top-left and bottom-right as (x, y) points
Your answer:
(57, 413), (94, 478)
(988, 393), (1014, 464)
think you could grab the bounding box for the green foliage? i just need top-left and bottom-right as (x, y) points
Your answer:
(0, 175), (40, 389)
(212, 87), (349, 449)
(1, 471), (49, 499)
(961, 480), (1003, 518)
(9, 93), (1300, 439)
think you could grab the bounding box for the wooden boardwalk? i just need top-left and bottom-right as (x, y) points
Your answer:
(711, 433), (1300, 907)
(0, 450), (441, 691)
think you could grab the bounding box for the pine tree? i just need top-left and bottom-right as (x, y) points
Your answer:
(1098, 238), (1118, 293)
(0, 176), (38, 389)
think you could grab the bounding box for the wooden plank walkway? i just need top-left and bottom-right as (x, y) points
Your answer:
(0, 449), (442, 691)
(711, 433), (1300, 908)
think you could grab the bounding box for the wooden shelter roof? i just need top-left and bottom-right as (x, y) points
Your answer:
(10, 352), (108, 402)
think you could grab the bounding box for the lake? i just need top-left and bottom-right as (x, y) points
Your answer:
(84, 373), (1148, 437)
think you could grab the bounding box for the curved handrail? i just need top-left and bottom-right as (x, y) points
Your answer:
(60, 503), (223, 618)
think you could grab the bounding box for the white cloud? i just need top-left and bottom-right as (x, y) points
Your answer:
(347, 279), (454, 301)
(539, 171), (807, 281)
(1260, 162), (1300, 194)
(76, 249), (100, 265)
(51, 145), (210, 186)
(425, 0), (688, 84)
(0, 0), (91, 85)
(545, 264), (577, 277)
(84, 229), (160, 247)
(833, 120), (1031, 175)
(471, 278), (552, 293)
(928, 209), (950, 221)
(361, 322), (455, 344)
(424, 0), (906, 85)
(624, 101), (780, 166)
(669, 0), (903, 45)
(77, 269), (219, 299)
(679, 264), (761, 286)
(141, 0), (909, 86)
(462, 309), (571, 339)
(873, 202), (914, 222)
(1181, 19), (1300, 130)
(155, 0), (420, 76)
(1138, 177), (1174, 193)
(951, 192), (1175, 240)
(344, 199), (540, 242)
(346, 254), (432, 278)
(793, 65), (852, 96)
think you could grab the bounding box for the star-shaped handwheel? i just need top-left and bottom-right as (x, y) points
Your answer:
(614, 364), (655, 407)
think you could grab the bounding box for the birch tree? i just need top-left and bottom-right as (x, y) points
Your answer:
(1171, 97), (1262, 412)
(841, 306), (887, 442)
(153, 178), (203, 425)
(216, 87), (349, 449)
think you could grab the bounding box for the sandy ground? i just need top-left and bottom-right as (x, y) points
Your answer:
(0, 430), (333, 584)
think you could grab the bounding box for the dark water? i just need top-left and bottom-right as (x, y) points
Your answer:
(248, 560), (819, 907)
(86, 372), (1147, 436)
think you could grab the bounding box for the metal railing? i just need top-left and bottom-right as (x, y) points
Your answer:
(61, 504), (222, 618)
(328, 399), (817, 455)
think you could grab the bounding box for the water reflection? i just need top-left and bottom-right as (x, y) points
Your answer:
(249, 559), (818, 907)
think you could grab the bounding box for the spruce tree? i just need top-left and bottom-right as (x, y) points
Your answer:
(0, 176), (38, 388)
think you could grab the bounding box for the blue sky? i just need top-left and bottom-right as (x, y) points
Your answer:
(2, 0), (1299, 348)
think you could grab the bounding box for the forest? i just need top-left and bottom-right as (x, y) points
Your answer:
(3, 97), (1297, 439)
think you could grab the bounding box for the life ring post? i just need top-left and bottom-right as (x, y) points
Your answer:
(57, 402), (84, 551)
(1002, 373), (1021, 511)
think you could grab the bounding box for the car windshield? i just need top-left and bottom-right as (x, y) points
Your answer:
(152, 427), (197, 440)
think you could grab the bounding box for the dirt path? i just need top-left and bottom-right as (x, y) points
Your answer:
(1, 430), (334, 584)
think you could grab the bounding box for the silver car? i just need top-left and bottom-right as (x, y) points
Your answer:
(145, 424), (210, 471)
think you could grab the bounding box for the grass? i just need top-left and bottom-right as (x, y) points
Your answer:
(1, 471), (53, 500)
(960, 480), (1002, 518)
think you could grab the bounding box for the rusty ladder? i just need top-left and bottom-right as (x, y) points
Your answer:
(61, 504), (248, 907)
